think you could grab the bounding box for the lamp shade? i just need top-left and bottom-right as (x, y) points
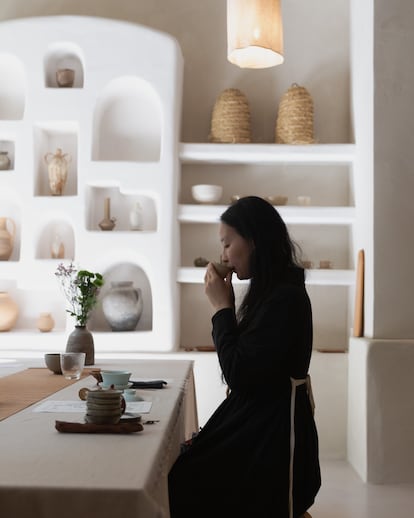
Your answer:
(227, 0), (284, 69)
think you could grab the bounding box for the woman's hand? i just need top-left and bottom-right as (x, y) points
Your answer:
(204, 262), (234, 312)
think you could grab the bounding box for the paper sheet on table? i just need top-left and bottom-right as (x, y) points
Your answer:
(33, 400), (152, 414)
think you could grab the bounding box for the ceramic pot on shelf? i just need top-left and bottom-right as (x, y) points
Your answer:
(56, 68), (75, 88)
(102, 281), (143, 332)
(50, 234), (65, 259)
(0, 151), (11, 170)
(129, 202), (143, 231)
(0, 216), (16, 261)
(44, 148), (71, 196)
(0, 291), (19, 331)
(66, 325), (94, 365)
(36, 312), (55, 332)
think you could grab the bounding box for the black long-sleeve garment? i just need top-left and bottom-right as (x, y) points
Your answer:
(169, 267), (321, 518)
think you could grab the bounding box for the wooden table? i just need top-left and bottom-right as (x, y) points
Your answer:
(0, 360), (198, 518)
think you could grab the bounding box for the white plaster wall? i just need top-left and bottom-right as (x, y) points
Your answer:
(348, 338), (414, 483)
(347, 1), (414, 484)
(350, 0), (374, 337)
(373, 0), (414, 339)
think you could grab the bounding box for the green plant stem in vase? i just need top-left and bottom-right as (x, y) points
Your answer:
(55, 263), (104, 366)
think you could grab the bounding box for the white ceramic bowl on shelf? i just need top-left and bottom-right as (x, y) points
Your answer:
(191, 184), (223, 204)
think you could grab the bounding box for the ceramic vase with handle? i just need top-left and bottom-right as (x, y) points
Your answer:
(102, 281), (143, 331)
(0, 291), (19, 331)
(44, 148), (71, 196)
(0, 217), (15, 261)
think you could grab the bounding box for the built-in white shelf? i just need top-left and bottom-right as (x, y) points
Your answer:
(0, 16), (183, 353)
(179, 204), (356, 225)
(177, 267), (355, 286)
(179, 143), (356, 165)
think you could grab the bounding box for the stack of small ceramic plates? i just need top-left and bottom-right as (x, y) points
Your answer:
(85, 389), (123, 425)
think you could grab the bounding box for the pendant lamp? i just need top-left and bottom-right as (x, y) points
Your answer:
(227, 0), (284, 69)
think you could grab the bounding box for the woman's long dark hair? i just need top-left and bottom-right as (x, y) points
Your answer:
(220, 196), (301, 327)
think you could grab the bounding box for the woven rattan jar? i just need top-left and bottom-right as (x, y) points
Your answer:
(209, 88), (252, 143)
(275, 83), (315, 144)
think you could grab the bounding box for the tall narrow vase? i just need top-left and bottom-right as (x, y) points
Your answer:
(98, 197), (116, 231)
(66, 325), (94, 365)
(44, 148), (71, 196)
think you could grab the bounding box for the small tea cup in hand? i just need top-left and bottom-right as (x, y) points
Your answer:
(60, 352), (86, 380)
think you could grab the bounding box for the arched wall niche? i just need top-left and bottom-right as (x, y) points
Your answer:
(44, 41), (85, 88)
(0, 53), (26, 119)
(35, 218), (75, 260)
(89, 261), (153, 332)
(92, 76), (162, 162)
(85, 184), (157, 232)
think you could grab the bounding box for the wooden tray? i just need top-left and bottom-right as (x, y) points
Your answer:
(55, 417), (143, 434)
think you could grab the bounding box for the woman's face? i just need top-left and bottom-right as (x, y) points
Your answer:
(219, 222), (254, 280)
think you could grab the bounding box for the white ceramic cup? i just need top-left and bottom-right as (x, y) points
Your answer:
(60, 352), (86, 380)
(101, 370), (132, 387)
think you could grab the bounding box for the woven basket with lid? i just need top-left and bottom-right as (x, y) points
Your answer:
(209, 88), (252, 143)
(275, 83), (315, 144)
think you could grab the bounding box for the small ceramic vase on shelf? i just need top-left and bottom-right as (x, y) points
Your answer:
(56, 68), (75, 88)
(0, 151), (11, 170)
(0, 216), (15, 261)
(44, 148), (71, 196)
(102, 281), (143, 331)
(66, 325), (94, 365)
(99, 197), (116, 231)
(36, 312), (55, 332)
(50, 234), (65, 259)
(319, 260), (333, 269)
(0, 291), (19, 331)
(129, 202), (143, 230)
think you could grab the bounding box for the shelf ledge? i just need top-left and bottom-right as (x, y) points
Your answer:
(179, 143), (356, 165)
(177, 267), (355, 286)
(178, 205), (356, 225)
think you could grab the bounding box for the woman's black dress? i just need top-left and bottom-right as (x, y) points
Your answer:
(168, 268), (321, 517)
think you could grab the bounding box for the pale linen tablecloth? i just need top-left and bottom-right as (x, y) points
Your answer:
(0, 359), (198, 518)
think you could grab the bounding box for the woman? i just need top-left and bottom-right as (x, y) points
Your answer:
(168, 196), (321, 518)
